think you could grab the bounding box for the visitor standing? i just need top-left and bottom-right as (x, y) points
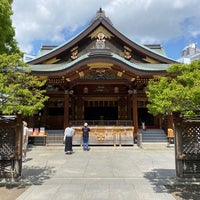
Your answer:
(82, 122), (90, 151)
(22, 121), (29, 162)
(64, 122), (75, 154)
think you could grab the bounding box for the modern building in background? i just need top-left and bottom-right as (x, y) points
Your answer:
(178, 43), (200, 64)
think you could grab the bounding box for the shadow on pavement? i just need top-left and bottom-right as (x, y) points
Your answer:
(21, 165), (55, 185)
(0, 164), (54, 187)
(166, 184), (200, 200)
(144, 168), (200, 200)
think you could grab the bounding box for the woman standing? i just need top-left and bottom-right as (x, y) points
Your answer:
(64, 122), (75, 154)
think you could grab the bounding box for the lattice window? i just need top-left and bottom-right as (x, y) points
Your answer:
(180, 122), (200, 176)
(0, 127), (15, 175)
(0, 128), (15, 158)
(182, 126), (200, 155)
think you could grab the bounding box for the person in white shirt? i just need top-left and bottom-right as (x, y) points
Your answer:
(22, 121), (29, 162)
(64, 122), (75, 154)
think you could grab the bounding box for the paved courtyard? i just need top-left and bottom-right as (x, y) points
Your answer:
(1, 143), (199, 199)
(18, 144), (177, 199)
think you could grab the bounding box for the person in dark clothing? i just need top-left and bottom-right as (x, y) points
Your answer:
(82, 122), (90, 151)
(64, 122), (75, 154)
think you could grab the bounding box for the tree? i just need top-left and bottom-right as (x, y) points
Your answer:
(0, 0), (20, 55)
(0, 54), (49, 116)
(0, 1), (48, 116)
(146, 60), (200, 117)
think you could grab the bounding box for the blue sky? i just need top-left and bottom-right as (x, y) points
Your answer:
(12, 0), (200, 61)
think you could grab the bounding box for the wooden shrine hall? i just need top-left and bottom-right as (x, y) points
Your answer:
(26, 8), (175, 145)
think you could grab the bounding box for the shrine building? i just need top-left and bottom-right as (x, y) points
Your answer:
(26, 9), (175, 145)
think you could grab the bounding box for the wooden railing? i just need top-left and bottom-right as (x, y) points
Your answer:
(46, 126), (134, 146)
(70, 120), (133, 126)
(73, 126), (134, 146)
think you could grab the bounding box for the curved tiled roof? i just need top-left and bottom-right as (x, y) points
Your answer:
(29, 52), (170, 73)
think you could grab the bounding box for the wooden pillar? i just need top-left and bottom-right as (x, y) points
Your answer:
(174, 118), (184, 177)
(132, 94), (138, 136)
(64, 91), (69, 129)
(17, 115), (23, 176)
(127, 95), (132, 120)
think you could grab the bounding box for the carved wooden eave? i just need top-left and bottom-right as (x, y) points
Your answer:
(30, 53), (169, 85)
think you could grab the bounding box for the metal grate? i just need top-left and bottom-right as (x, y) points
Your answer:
(47, 133), (63, 144)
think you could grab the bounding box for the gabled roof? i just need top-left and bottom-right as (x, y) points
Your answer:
(28, 8), (175, 66)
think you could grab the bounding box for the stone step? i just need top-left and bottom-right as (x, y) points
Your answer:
(138, 129), (168, 143)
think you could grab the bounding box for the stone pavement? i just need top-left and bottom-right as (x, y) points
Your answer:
(16, 144), (177, 200)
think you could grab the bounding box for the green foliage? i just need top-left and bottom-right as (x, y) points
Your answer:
(146, 60), (200, 117)
(0, 54), (49, 116)
(0, 0), (20, 54)
(0, 1), (49, 116)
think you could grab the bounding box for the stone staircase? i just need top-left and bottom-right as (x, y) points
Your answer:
(138, 129), (168, 143)
(46, 130), (64, 145)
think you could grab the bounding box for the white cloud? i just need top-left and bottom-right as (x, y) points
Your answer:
(12, 0), (200, 55)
